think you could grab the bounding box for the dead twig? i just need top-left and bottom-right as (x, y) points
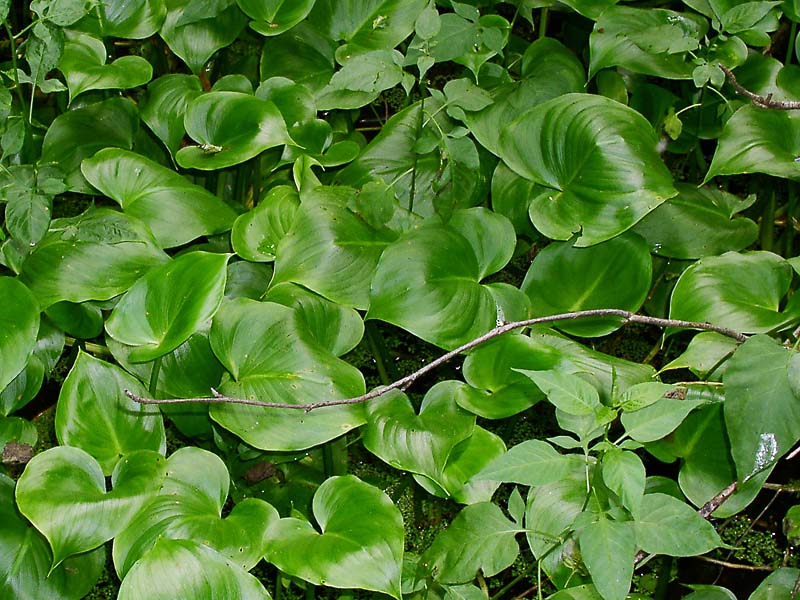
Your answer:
(718, 64), (800, 110)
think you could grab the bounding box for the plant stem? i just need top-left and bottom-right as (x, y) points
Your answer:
(322, 436), (348, 477)
(149, 356), (162, 397)
(364, 321), (399, 385)
(787, 21), (798, 65)
(538, 8), (549, 39)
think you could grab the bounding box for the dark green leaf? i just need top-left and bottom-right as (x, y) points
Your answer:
(749, 567), (800, 599)
(238, 0), (315, 36)
(578, 518), (635, 600)
(75, 0), (167, 38)
(0, 278), (39, 395)
(602, 450), (645, 515)
(232, 185), (299, 262)
(140, 74), (204, 158)
(633, 493), (722, 556)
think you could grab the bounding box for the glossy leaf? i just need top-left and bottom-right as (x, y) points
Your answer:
(159, 0), (247, 74)
(0, 278), (39, 394)
(40, 97), (138, 193)
(265, 475), (403, 599)
(633, 493), (722, 556)
(56, 352), (165, 473)
(621, 394), (706, 443)
(523, 232), (651, 336)
(75, 0), (167, 38)
(209, 298), (366, 451)
(82, 149), (238, 248)
(19, 208), (168, 309)
(238, 0), (315, 35)
(602, 450), (645, 515)
(105, 251), (228, 362)
(176, 91), (290, 170)
(660, 332), (739, 379)
(518, 370), (600, 417)
(273, 186), (397, 309)
(368, 208), (519, 349)
(705, 105), (800, 182)
(420, 502), (519, 584)
(669, 251), (800, 334)
(15, 447), (166, 569)
(633, 183), (758, 259)
(59, 31), (152, 102)
(113, 447), (278, 577)
(232, 185), (300, 262)
(118, 539), (270, 600)
(498, 93), (676, 246)
(749, 568), (800, 600)
(259, 23), (335, 94)
(589, 7), (708, 79)
(724, 335), (800, 481)
(457, 335), (558, 419)
(477, 439), (585, 486)
(0, 474), (104, 600)
(140, 74), (204, 158)
(578, 518), (635, 600)
(363, 383), (475, 482)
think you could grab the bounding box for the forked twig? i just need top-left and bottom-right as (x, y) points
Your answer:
(718, 64), (800, 110)
(125, 309), (746, 412)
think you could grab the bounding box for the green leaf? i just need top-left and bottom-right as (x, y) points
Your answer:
(273, 186), (397, 309)
(621, 394), (705, 443)
(748, 567), (800, 599)
(308, 0), (427, 56)
(578, 518), (635, 600)
(0, 278), (39, 394)
(602, 450), (645, 515)
(477, 439), (585, 486)
(140, 74), (204, 158)
(232, 185), (300, 262)
(724, 335), (800, 481)
(420, 502), (519, 584)
(516, 370), (600, 416)
(618, 382), (676, 412)
(368, 208), (519, 350)
(40, 97), (139, 193)
(55, 351), (165, 474)
(522, 232), (652, 336)
(113, 447), (278, 578)
(363, 383), (475, 483)
(705, 105), (800, 182)
(105, 251), (229, 362)
(669, 251), (800, 334)
(589, 7), (707, 79)
(159, 0), (247, 74)
(0, 474), (104, 600)
(26, 23), (64, 92)
(15, 447), (166, 569)
(633, 493), (722, 556)
(58, 30), (152, 102)
(259, 23), (335, 94)
(82, 149), (238, 248)
(176, 91), (290, 170)
(633, 183), (758, 259)
(682, 586), (737, 600)
(318, 49), (405, 110)
(499, 93), (676, 246)
(30, 0), (92, 26)
(19, 208), (168, 309)
(75, 0), (167, 38)
(118, 539), (270, 600)
(5, 192), (51, 248)
(265, 475), (404, 599)
(660, 332), (739, 379)
(457, 335), (558, 419)
(209, 298), (366, 451)
(238, 0), (315, 36)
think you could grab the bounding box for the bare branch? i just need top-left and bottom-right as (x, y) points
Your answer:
(125, 308), (747, 411)
(719, 64), (800, 110)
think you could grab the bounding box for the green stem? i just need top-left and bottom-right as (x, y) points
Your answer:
(274, 572), (283, 600)
(787, 21), (798, 66)
(759, 184), (776, 253)
(304, 583), (315, 600)
(786, 181), (797, 258)
(538, 8), (549, 39)
(364, 322), (399, 385)
(149, 356), (162, 397)
(322, 436), (348, 477)
(490, 573), (527, 599)
(653, 557), (672, 600)
(408, 92), (425, 214)
(3, 21), (26, 120)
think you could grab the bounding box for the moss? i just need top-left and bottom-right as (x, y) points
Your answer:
(715, 515), (786, 567)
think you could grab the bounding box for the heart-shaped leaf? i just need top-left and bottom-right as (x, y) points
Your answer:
(420, 502), (519, 584)
(15, 446), (166, 569)
(176, 91), (290, 170)
(0, 473), (104, 600)
(259, 22), (335, 94)
(498, 93), (676, 246)
(633, 183), (758, 259)
(363, 382), (475, 481)
(19, 208), (169, 309)
(265, 475), (403, 599)
(40, 97), (139, 193)
(368, 208), (519, 349)
(273, 186), (398, 309)
(159, 0), (247, 74)
(209, 298), (366, 451)
(232, 185), (300, 262)
(522, 232), (652, 336)
(113, 447), (279, 578)
(238, 0), (316, 36)
(140, 74), (204, 158)
(59, 30), (152, 102)
(118, 539), (270, 600)
(105, 251), (229, 362)
(55, 351), (165, 473)
(82, 149), (238, 248)
(669, 251), (800, 334)
(0, 278), (39, 394)
(74, 0), (167, 38)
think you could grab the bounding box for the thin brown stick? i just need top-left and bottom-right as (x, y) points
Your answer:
(125, 309), (747, 411)
(719, 64), (800, 110)
(697, 556), (774, 572)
